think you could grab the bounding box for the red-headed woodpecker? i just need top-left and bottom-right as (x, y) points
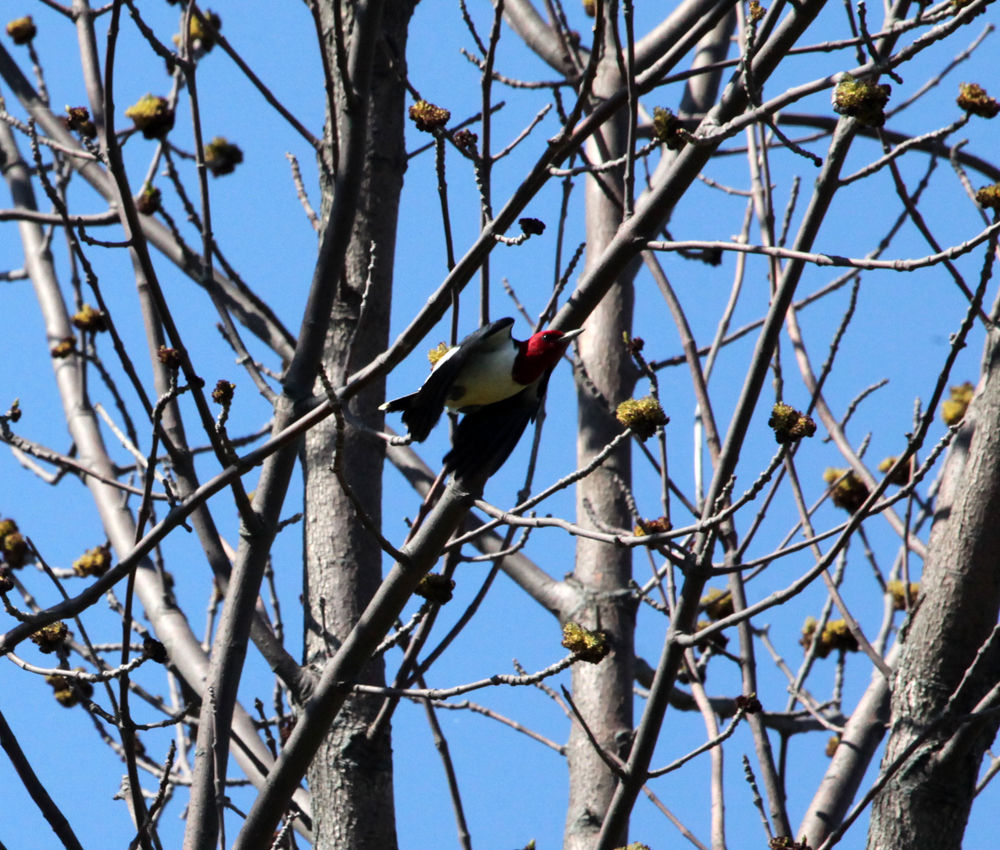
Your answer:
(381, 317), (584, 478)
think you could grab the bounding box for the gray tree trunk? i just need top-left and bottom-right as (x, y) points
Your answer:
(302, 2), (414, 847)
(867, 326), (1000, 850)
(565, 28), (639, 849)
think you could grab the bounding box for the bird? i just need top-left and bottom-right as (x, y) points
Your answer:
(381, 317), (584, 479)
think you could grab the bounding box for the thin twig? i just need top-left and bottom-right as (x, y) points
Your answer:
(648, 706), (748, 777)
(645, 221), (1000, 272)
(351, 653), (584, 701)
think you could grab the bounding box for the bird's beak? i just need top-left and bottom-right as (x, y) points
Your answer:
(560, 327), (585, 343)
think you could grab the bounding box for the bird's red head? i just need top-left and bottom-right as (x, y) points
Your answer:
(512, 327), (584, 384)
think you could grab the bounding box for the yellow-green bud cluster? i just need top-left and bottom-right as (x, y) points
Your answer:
(701, 587), (734, 620)
(30, 621), (69, 654)
(50, 337), (76, 359)
(157, 346), (181, 369)
(73, 544), (112, 578)
(694, 620), (729, 650)
(634, 516), (671, 536)
(64, 106), (96, 138)
(652, 106), (686, 151)
(136, 185), (162, 215)
(823, 467), (870, 513)
(0, 517), (29, 569)
(414, 573), (456, 604)
(942, 381), (974, 424)
(72, 304), (107, 333)
(46, 671), (93, 707)
(616, 396), (669, 440)
(768, 402), (816, 444)
(833, 74), (891, 127)
(878, 456), (911, 486)
(769, 836), (812, 850)
(212, 380), (235, 405)
(409, 101), (451, 133)
(452, 129), (478, 153)
(189, 10), (221, 52)
(125, 94), (175, 140)
(976, 183), (1000, 212)
(800, 617), (859, 658)
(427, 342), (452, 368)
(957, 83), (999, 118)
(6, 16), (36, 44)
(887, 579), (920, 611)
(205, 137), (243, 177)
(561, 622), (610, 664)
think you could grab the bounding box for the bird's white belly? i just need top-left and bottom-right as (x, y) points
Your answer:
(445, 346), (522, 409)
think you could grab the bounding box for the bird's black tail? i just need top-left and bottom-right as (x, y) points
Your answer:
(379, 391), (446, 443)
(380, 392), (417, 414)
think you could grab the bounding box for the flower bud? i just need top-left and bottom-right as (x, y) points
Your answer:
(976, 184), (1000, 212)
(30, 621), (69, 654)
(957, 82), (999, 118)
(409, 101), (450, 133)
(212, 380), (235, 405)
(427, 342), (451, 368)
(73, 544), (112, 578)
(701, 587), (734, 620)
(941, 381), (974, 424)
(125, 94), (175, 140)
(652, 107), (686, 150)
(136, 185), (162, 215)
(6, 16), (36, 45)
(519, 217), (545, 236)
(616, 396), (669, 440)
(64, 106), (97, 139)
(414, 573), (456, 604)
(833, 74), (891, 127)
(72, 304), (107, 333)
(768, 402), (816, 444)
(561, 622), (610, 664)
(205, 137), (243, 177)
(822, 467), (870, 513)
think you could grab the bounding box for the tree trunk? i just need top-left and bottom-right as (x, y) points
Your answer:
(302, 2), (414, 847)
(798, 645), (897, 847)
(565, 23), (639, 848)
(867, 326), (1000, 850)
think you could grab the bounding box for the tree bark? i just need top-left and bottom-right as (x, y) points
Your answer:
(867, 326), (1000, 850)
(799, 646), (898, 847)
(565, 20), (639, 848)
(302, 2), (414, 848)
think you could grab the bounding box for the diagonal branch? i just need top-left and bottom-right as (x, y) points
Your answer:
(0, 706), (85, 850)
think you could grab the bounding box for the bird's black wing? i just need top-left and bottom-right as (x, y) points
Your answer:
(443, 368), (551, 481)
(400, 318), (516, 442)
